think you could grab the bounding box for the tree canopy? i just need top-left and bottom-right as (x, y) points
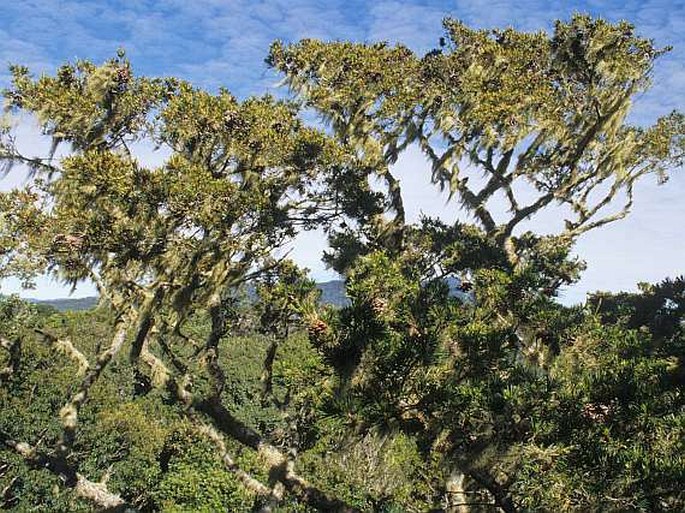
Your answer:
(0, 14), (683, 513)
(269, 14), (684, 266)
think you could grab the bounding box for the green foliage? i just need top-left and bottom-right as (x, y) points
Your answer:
(155, 426), (254, 512)
(303, 232), (684, 511)
(590, 276), (685, 342)
(0, 450), (91, 512)
(268, 19), (684, 508)
(0, 297), (260, 511)
(298, 430), (432, 511)
(79, 399), (174, 508)
(517, 317), (685, 511)
(2, 270), (684, 511)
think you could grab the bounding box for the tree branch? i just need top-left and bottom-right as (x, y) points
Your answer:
(193, 415), (272, 496)
(260, 336), (279, 405)
(415, 128), (498, 232)
(565, 182), (635, 238)
(196, 397), (360, 513)
(129, 285), (165, 362)
(35, 330), (90, 375)
(137, 339), (361, 513)
(1, 435), (129, 511)
(57, 317), (128, 457)
(474, 148), (515, 208)
(467, 468), (517, 513)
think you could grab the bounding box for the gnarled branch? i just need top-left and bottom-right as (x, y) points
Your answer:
(1, 435), (129, 511)
(35, 330), (90, 375)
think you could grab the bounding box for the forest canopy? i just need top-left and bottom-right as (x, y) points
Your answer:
(0, 14), (683, 513)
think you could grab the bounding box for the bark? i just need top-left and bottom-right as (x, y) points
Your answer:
(467, 469), (517, 513)
(204, 293), (228, 398)
(260, 336), (279, 404)
(196, 397), (360, 513)
(194, 417), (272, 496)
(129, 286), (165, 362)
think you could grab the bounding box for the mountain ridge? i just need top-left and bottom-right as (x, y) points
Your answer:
(21, 277), (469, 312)
(24, 280), (349, 312)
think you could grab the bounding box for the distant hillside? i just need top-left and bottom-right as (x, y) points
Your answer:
(28, 296), (99, 312)
(317, 280), (348, 307)
(318, 277), (471, 304)
(24, 278), (469, 312)
(24, 281), (349, 312)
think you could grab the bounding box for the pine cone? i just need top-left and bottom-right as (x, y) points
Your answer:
(370, 297), (388, 315)
(307, 318), (329, 342)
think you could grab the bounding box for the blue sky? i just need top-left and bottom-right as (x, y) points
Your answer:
(1, 0), (684, 303)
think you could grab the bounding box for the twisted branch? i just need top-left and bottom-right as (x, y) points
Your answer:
(1, 435), (129, 511)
